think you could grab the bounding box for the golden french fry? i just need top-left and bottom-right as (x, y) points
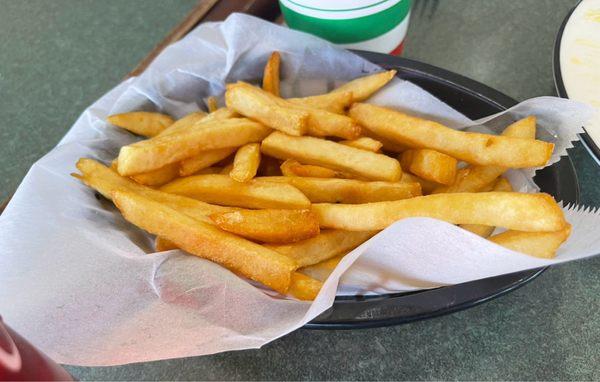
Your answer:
(460, 178), (513, 237)
(489, 224), (571, 259)
(460, 223), (497, 238)
(210, 209), (319, 244)
(350, 104), (553, 168)
(261, 132), (402, 182)
(130, 162), (180, 187)
(312, 192), (567, 232)
(331, 70), (396, 102)
(261, 176), (421, 203)
(207, 96), (218, 113)
(160, 174), (311, 209)
(399, 172), (440, 195)
(363, 129), (410, 153)
(112, 191), (296, 294)
(225, 82), (307, 136)
(340, 137), (383, 152)
(494, 115), (536, 140)
(280, 159), (338, 178)
(110, 158), (119, 171)
(155, 236), (178, 252)
(157, 222), (324, 300)
(230, 82), (359, 139)
(267, 230), (375, 267)
(107, 111), (174, 137)
(286, 100), (360, 139)
(75, 159), (233, 223)
(298, 255), (344, 282)
(262, 51), (280, 96)
(200, 107), (239, 122)
(230, 143), (261, 182)
(179, 148), (236, 177)
(400, 149), (457, 185)
(433, 117), (537, 193)
(157, 112), (207, 136)
(289, 91), (352, 114)
(117, 118), (271, 176)
(288, 272), (323, 300)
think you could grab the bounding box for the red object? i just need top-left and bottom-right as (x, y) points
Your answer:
(0, 317), (72, 381)
(389, 41), (405, 56)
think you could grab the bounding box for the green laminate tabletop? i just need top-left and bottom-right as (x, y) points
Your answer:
(1, 0), (599, 380)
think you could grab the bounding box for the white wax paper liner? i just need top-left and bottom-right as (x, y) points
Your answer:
(0, 14), (598, 366)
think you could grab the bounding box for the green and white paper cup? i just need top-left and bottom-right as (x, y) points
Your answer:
(279, 0), (411, 55)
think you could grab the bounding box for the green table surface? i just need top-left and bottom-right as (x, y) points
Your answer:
(1, 0), (599, 380)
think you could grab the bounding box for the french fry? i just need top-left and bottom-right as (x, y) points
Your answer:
(74, 159), (233, 222)
(207, 96), (218, 113)
(400, 172), (440, 195)
(230, 82), (360, 139)
(350, 104), (553, 168)
(200, 107), (238, 122)
(225, 82), (308, 136)
(331, 70), (396, 102)
(152, 236), (324, 300)
(280, 159), (338, 178)
(364, 129), (410, 153)
(298, 255), (344, 282)
(130, 162), (180, 187)
(288, 272), (323, 300)
(210, 209), (319, 243)
(157, 112), (206, 136)
(460, 177), (513, 237)
(179, 148), (236, 177)
(230, 143), (261, 182)
(261, 176), (421, 203)
(400, 149), (457, 185)
(299, 105), (361, 139)
(312, 192), (567, 232)
(117, 118), (271, 176)
(289, 91), (352, 114)
(500, 115), (537, 139)
(112, 191), (296, 294)
(433, 116), (537, 193)
(340, 137), (383, 152)
(160, 174), (311, 209)
(262, 51), (280, 96)
(489, 224), (572, 259)
(266, 230), (375, 267)
(261, 132), (402, 182)
(155, 236), (178, 252)
(107, 111), (174, 137)
(282, 98), (360, 139)
(110, 158), (119, 171)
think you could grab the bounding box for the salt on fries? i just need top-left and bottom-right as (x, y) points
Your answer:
(73, 52), (568, 301)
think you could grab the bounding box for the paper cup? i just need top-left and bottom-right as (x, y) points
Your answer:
(279, 0), (411, 55)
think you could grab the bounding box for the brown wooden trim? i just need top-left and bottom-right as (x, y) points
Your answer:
(0, 196), (11, 214)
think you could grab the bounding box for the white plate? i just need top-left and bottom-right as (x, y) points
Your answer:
(558, 0), (600, 163)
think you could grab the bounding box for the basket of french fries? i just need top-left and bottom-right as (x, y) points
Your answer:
(0, 14), (598, 366)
